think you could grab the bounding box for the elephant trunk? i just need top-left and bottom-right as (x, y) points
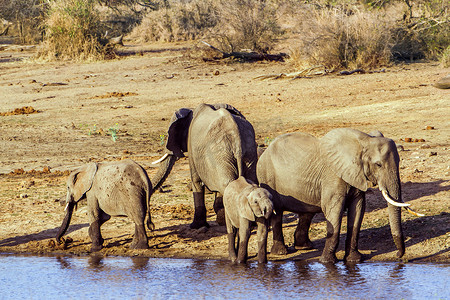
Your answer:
(260, 199), (273, 220)
(56, 201), (75, 243)
(151, 153), (177, 192)
(382, 175), (405, 258)
(387, 203), (405, 258)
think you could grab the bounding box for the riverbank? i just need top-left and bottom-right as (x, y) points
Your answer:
(0, 42), (448, 262)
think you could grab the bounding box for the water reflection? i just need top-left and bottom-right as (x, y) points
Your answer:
(0, 254), (448, 299)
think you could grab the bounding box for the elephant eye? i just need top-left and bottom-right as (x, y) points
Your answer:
(375, 162), (382, 168)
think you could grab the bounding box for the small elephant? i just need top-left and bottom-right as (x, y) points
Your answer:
(223, 176), (273, 264)
(56, 159), (155, 251)
(257, 128), (421, 263)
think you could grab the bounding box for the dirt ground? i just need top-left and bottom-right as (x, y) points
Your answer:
(0, 40), (449, 263)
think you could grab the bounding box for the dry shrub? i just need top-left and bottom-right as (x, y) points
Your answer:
(37, 0), (109, 61)
(128, 0), (283, 53)
(212, 0), (283, 53)
(440, 46), (450, 67)
(291, 6), (395, 70)
(128, 0), (218, 42)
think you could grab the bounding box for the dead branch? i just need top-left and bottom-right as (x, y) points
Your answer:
(254, 66), (327, 80)
(201, 41), (288, 62)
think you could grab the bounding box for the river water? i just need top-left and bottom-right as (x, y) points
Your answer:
(0, 254), (448, 299)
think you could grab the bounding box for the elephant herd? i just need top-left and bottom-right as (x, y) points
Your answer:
(56, 103), (422, 264)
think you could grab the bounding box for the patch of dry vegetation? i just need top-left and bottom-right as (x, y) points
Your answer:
(1, 0), (448, 66)
(37, 0), (110, 60)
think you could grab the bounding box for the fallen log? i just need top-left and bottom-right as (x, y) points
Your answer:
(201, 41), (288, 62)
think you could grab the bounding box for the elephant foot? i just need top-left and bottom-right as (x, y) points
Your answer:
(294, 240), (315, 250)
(215, 208), (226, 226)
(344, 250), (363, 263)
(236, 257), (247, 264)
(190, 220), (210, 229)
(257, 255), (268, 264)
(130, 241), (149, 250)
(270, 241), (288, 255)
(319, 253), (338, 264)
(90, 244), (103, 252)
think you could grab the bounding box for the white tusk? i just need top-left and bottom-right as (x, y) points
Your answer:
(405, 207), (425, 217)
(64, 203), (69, 211)
(152, 153), (169, 164)
(381, 190), (410, 207)
(273, 210), (276, 215)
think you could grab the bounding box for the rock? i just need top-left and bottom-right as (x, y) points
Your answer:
(434, 74), (450, 89)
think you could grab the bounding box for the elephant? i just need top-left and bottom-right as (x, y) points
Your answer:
(257, 128), (421, 264)
(56, 159), (158, 252)
(152, 103), (258, 229)
(223, 176), (273, 264)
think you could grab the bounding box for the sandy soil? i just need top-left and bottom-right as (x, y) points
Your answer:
(0, 41), (448, 263)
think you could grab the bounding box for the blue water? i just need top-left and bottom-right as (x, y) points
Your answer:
(0, 254), (448, 299)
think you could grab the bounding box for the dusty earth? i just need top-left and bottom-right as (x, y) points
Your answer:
(0, 40), (449, 264)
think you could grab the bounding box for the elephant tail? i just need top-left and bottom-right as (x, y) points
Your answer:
(56, 201), (75, 243)
(146, 187), (155, 232)
(144, 173), (155, 232)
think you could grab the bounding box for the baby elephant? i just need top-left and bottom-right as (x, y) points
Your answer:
(223, 176), (274, 263)
(56, 159), (155, 251)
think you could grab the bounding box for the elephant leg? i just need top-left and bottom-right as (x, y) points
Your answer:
(227, 224), (238, 263)
(294, 212), (315, 250)
(214, 192), (226, 226)
(131, 222), (149, 250)
(320, 197), (346, 264)
(190, 174), (209, 229)
(344, 191), (366, 263)
(270, 210), (287, 255)
(88, 199), (107, 252)
(237, 222), (251, 264)
(256, 218), (269, 263)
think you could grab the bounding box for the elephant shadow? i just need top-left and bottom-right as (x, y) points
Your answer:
(0, 223), (89, 247)
(287, 212), (450, 262)
(282, 180), (449, 229)
(148, 214), (228, 250)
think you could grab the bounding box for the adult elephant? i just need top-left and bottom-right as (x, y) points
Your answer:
(257, 128), (420, 263)
(152, 103), (258, 229)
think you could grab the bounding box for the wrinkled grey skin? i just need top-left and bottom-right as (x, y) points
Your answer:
(257, 128), (406, 263)
(153, 103), (258, 229)
(223, 177), (273, 264)
(56, 159), (156, 252)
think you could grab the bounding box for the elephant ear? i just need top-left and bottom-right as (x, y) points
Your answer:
(239, 186), (256, 222)
(166, 108), (193, 158)
(68, 163), (97, 202)
(320, 128), (369, 191)
(368, 130), (384, 137)
(210, 103), (245, 118)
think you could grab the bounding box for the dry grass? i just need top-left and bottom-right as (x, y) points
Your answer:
(128, 0), (283, 53)
(289, 6), (396, 70)
(127, 0), (218, 43)
(37, 0), (108, 61)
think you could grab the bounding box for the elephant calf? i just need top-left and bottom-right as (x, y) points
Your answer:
(56, 159), (155, 252)
(223, 177), (273, 263)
